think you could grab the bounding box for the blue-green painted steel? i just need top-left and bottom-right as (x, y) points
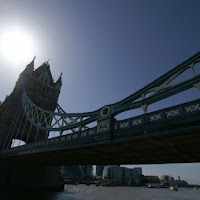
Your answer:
(114, 51), (200, 106)
(21, 52), (200, 131)
(112, 74), (200, 115)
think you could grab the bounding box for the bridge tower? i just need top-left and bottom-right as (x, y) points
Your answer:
(0, 58), (62, 148)
(0, 59), (64, 190)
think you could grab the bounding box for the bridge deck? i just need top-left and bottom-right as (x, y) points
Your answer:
(1, 98), (200, 165)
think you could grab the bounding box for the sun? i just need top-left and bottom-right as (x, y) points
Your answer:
(0, 27), (35, 64)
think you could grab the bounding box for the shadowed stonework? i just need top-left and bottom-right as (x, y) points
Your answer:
(0, 59), (64, 190)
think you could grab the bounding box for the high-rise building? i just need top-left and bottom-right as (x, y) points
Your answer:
(103, 165), (141, 185)
(134, 167), (142, 175)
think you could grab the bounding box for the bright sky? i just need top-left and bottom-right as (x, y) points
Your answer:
(0, 0), (200, 184)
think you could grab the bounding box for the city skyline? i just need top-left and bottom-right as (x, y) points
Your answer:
(0, 0), (200, 184)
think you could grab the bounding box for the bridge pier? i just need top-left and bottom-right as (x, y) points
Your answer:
(0, 160), (64, 190)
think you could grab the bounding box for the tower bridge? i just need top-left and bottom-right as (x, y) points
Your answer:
(1, 52), (200, 189)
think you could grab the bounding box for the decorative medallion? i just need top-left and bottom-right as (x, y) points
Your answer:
(101, 106), (110, 117)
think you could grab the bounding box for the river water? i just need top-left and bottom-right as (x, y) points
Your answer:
(1, 185), (200, 200)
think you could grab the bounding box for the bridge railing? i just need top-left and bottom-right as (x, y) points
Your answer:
(1, 98), (200, 154)
(1, 126), (99, 153)
(115, 98), (200, 131)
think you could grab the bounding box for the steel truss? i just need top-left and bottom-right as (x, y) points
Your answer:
(22, 52), (200, 132)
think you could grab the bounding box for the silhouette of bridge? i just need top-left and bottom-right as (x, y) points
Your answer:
(1, 52), (200, 189)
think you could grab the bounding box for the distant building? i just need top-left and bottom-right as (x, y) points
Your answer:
(175, 179), (188, 187)
(161, 175), (174, 186)
(123, 167), (132, 185)
(96, 165), (105, 177)
(145, 175), (160, 184)
(62, 165), (93, 181)
(103, 165), (142, 185)
(81, 165), (93, 179)
(134, 167), (142, 175)
(161, 175), (188, 187)
(103, 165), (123, 184)
(61, 166), (84, 181)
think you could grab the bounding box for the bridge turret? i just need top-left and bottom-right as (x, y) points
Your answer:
(0, 58), (63, 149)
(33, 61), (54, 86)
(55, 72), (62, 91)
(14, 58), (35, 90)
(22, 57), (35, 76)
(14, 59), (62, 110)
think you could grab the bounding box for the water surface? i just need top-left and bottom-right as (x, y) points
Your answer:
(1, 185), (200, 200)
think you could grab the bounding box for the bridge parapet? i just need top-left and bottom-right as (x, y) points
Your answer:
(114, 98), (200, 132)
(1, 97), (200, 158)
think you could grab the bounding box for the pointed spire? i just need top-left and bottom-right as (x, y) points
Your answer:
(57, 72), (62, 84)
(58, 72), (62, 81)
(55, 72), (62, 91)
(22, 56), (35, 76)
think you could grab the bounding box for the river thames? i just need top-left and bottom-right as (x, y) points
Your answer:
(1, 185), (200, 200)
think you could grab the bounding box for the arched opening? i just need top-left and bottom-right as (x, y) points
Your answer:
(11, 139), (25, 148)
(170, 68), (193, 85)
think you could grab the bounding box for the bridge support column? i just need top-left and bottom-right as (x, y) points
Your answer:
(0, 160), (64, 190)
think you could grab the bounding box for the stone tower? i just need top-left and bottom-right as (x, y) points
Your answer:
(0, 58), (62, 148)
(15, 58), (62, 110)
(0, 58), (64, 190)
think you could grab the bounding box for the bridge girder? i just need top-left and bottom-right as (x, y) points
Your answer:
(21, 52), (200, 132)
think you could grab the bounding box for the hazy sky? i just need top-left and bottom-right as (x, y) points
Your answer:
(0, 0), (200, 184)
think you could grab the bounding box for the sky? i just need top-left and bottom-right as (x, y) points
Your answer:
(0, 0), (200, 184)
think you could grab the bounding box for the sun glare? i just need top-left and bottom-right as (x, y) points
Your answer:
(0, 27), (35, 64)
